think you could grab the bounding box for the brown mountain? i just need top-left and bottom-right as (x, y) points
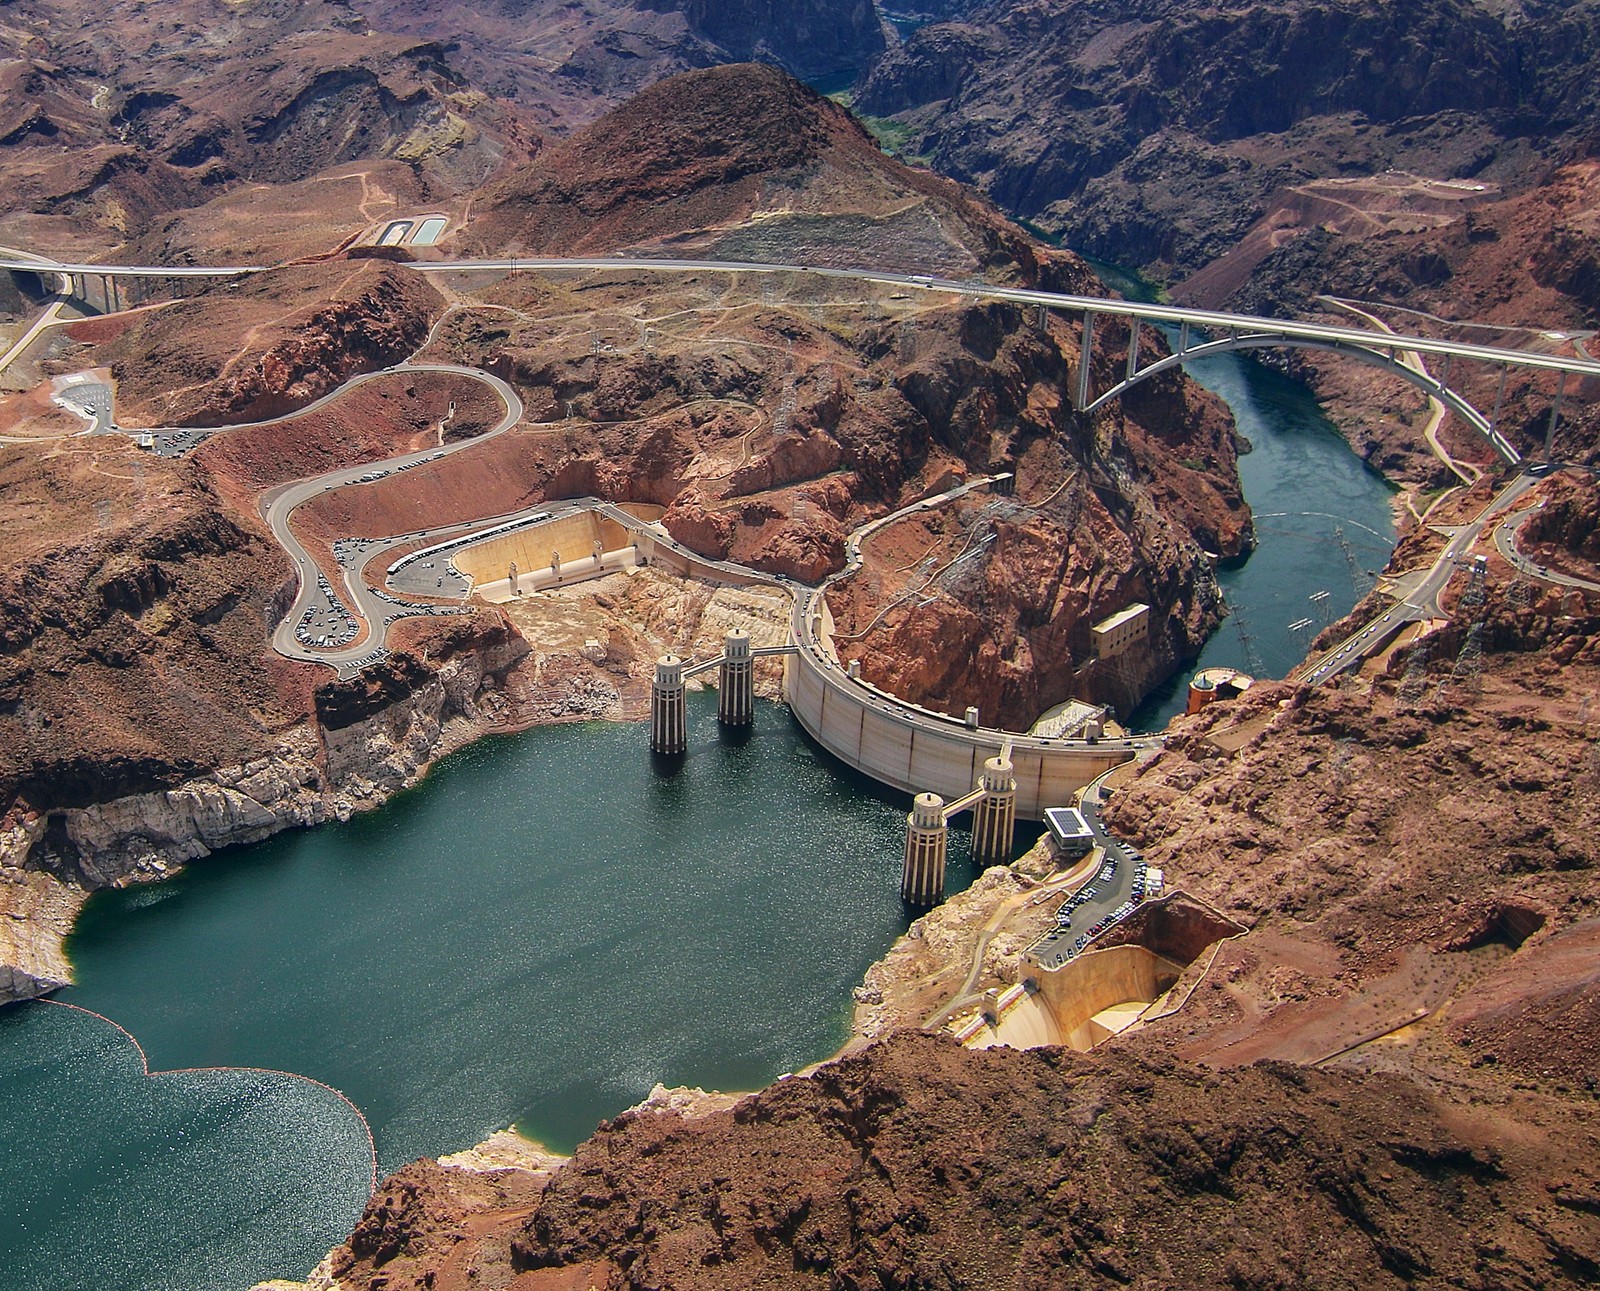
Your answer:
(464, 62), (1067, 280)
(323, 1027), (1599, 1290)
(0, 0), (533, 254)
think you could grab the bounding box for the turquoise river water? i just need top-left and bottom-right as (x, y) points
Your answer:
(0, 313), (1396, 1289)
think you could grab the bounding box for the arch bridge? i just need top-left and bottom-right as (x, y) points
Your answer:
(1065, 302), (1597, 466)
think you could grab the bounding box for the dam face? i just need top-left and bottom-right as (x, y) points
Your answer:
(783, 649), (1134, 819)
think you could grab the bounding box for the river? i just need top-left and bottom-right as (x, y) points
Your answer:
(0, 294), (1397, 1289)
(1087, 262), (1400, 728)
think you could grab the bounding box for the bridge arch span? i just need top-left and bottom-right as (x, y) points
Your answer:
(1083, 332), (1518, 464)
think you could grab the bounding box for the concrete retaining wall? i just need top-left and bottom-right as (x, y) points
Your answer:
(974, 945), (1184, 1052)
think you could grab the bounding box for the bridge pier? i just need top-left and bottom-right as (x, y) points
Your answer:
(717, 629), (754, 727)
(902, 792), (948, 907)
(1547, 373), (1567, 458)
(1075, 311), (1095, 410)
(650, 654), (687, 754)
(970, 754), (1017, 865)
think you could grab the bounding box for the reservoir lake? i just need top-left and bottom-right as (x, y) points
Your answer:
(1, 308), (1396, 1288)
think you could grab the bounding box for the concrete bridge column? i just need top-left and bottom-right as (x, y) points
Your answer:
(1075, 312), (1096, 410)
(902, 792), (948, 907)
(1547, 373), (1567, 458)
(717, 628), (754, 727)
(650, 654), (687, 754)
(971, 754), (1017, 866)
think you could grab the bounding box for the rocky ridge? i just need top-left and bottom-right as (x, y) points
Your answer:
(354, 0), (886, 133)
(97, 259), (444, 427)
(0, 0), (530, 253)
(315, 1029), (1599, 1291)
(850, 0), (1600, 484)
(855, 0), (1600, 283)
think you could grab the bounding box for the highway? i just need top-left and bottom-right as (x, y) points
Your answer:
(0, 295), (68, 378)
(5, 251), (1599, 380)
(262, 362), (524, 675)
(1492, 495), (1600, 593)
(1294, 471), (1543, 685)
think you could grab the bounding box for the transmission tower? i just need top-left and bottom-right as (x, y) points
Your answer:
(1334, 525), (1370, 596)
(1397, 630), (1433, 709)
(1459, 554), (1489, 612)
(1438, 618), (1487, 700)
(1227, 597), (1266, 675)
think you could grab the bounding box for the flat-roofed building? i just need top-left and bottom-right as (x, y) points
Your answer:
(1091, 603), (1149, 661)
(1044, 806), (1095, 858)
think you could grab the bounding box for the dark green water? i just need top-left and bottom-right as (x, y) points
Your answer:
(2, 696), (936, 1290)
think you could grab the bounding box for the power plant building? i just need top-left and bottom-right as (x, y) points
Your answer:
(1091, 604), (1150, 661)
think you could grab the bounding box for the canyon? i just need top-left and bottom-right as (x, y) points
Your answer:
(294, 468), (1600, 1291)
(853, 0), (1600, 486)
(0, 3), (1596, 1288)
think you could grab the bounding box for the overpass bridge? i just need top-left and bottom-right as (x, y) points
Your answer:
(4, 252), (1598, 457)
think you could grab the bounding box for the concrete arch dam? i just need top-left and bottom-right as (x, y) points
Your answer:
(780, 648), (1142, 821)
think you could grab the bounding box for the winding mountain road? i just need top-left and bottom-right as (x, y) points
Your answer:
(261, 361), (523, 674)
(7, 250), (1595, 682)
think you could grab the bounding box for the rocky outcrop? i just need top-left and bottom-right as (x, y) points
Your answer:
(100, 260), (444, 427)
(465, 62), (1093, 282)
(1523, 472), (1600, 562)
(319, 1029), (1599, 1290)
(0, 861), (79, 1000)
(317, 620), (531, 799)
(0, 0), (520, 243)
(38, 735), (330, 890)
